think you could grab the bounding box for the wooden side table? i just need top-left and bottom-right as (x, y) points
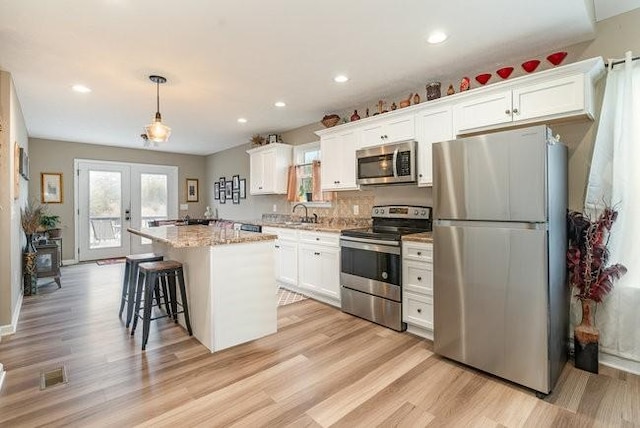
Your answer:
(35, 243), (61, 288)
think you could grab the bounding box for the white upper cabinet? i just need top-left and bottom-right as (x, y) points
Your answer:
(320, 130), (359, 191)
(454, 65), (600, 135)
(359, 113), (415, 148)
(246, 143), (292, 195)
(415, 105), (454, 187)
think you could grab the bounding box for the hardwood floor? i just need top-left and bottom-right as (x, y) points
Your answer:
(0, 262), (638, 427)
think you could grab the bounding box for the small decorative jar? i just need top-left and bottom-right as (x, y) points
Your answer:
(350, 110), (361, 121)
(426, 82), (441, 100)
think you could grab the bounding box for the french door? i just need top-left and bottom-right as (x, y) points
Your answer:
(76, 160), (178, 261)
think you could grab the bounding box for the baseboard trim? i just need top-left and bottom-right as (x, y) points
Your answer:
(0, 293), (22, 337)
(62, 259), (78, 266)
(601, 352), (640, 376)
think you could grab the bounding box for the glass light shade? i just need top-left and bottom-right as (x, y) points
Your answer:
(145, 115), (171, 143)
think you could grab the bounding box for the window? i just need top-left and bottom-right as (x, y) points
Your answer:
(291, 142), (331, 206)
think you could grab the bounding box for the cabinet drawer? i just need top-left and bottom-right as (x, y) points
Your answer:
(403, 243), (433, 261)
(403, 261), (433, 295)
(298, 230), (339, 247)
(263, 227), (298, 241)
(403, 291), (433, 330)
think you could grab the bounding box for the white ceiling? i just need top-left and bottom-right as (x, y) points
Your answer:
(0, 0), (624, 155)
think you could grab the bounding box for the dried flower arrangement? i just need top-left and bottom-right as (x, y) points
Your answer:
(567, 207), (627, 303)
(250, 134), (266, 147)
(21, 200), (45, 235)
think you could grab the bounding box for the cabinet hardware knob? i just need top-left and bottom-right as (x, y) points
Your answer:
(512, 108), (519, 114)
(419, 174), (423, 177)
(316, 237), (320, 241)
(275, 245), (280, 248)
(417, 276), (422, 281)
(417, 251), (422, 255)
(314, 252), (320, 255)
(505, 109), (511, 115)
(417, 308), (422, 313)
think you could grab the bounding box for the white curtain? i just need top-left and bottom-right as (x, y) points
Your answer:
(584, 51), (640, 362)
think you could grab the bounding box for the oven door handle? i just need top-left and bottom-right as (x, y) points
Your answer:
(340, 237), (401, 255)
(392, 148), (399, 178)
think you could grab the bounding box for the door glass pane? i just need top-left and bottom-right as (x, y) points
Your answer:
(89, 171), (122, 249)
(140, 173), (168, 244)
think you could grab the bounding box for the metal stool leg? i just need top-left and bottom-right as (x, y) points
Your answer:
(177, 268), (193, 336)
(125, 261), (139, 328)
(119, 260), (131, 318)
(131, 269), (146, 335)
(141, 272), (157, 351)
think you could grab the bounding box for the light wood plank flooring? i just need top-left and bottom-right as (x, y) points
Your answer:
(0, 262), (638, 427)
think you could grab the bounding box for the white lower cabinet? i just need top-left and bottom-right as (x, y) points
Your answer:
(263, 227), (341, 308)
(297, 230), (340, 306)
(402, 241), (434, 339)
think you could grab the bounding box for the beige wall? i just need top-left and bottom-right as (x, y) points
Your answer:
(0, 70), (29, 331)
(28, 138), (207, 261)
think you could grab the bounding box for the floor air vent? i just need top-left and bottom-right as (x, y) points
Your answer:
(40, 365), (68, 390)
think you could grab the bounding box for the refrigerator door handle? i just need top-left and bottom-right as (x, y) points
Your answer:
(434, 219), (547, 230)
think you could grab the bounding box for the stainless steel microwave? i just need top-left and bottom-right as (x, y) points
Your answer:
(356, 140), (416, 185)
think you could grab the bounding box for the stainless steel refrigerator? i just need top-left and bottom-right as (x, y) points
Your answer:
(432, 125), (568, 395)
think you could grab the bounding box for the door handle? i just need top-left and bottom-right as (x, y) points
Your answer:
(125, 209), (131, 221)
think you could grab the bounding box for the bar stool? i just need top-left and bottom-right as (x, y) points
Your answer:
(131, 260), (193, 350)
(119, 253), (164, 328)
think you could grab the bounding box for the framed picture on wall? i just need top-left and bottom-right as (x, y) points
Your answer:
(219, 187), (226, 204)
(214, 182), (220, 200)
(232, 174), (240, 191)
(186, 178), (199, 202)
(41, 172), (63, 203)
(232, 192), (240, 204)
(239, 179), (246, 199)
(225, 181), (232, 198)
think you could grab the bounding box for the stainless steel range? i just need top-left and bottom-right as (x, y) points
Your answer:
(340, 205), (432, 331)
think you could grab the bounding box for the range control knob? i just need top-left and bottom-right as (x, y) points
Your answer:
(421, 210), (427, 216)
(380, 208), (385, 214)
(414, 210), (419, 215)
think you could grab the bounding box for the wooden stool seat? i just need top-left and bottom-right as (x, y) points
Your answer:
(119, 253), (163, 328)
(131, 259), (193, 350)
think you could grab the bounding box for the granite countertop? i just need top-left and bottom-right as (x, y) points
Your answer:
(127, 225), (276, 248)
(402, 232), (433, 243)
(240, 216), (372, 234)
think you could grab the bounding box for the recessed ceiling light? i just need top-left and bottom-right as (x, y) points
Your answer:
(334, 75), (349, 83)
(237, 118), (247, 123)
(72, 84), (92, 93)
(274, 101), (286, 107)
(427, 31), (447, 44)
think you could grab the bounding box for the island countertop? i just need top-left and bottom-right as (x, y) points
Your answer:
(127, 225), (276, 248)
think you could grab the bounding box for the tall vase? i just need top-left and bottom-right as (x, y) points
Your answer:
(23, 233), (38, 296)
(574, 299), (599, 373)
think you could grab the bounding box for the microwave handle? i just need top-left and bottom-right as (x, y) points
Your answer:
(392, 148), (399, 178)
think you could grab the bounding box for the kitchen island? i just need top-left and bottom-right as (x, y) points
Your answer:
(127, 225), (278, 352)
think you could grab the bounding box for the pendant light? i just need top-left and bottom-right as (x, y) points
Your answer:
(145, 75), (171, 143)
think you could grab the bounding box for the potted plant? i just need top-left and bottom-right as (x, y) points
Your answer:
(567, 207), (627, 373)
(40, 213), (62, 238)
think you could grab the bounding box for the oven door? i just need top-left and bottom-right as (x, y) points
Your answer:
(340, 236), (401, 301)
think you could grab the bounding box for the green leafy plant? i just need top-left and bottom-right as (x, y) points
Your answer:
(40, 214), (60, 229)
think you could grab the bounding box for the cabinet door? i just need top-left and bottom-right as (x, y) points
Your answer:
(261, 149), (277, 193)
(513, 74), (586, 123)
(317, 246), (340, 300)
(321, 131), (359, 191)
(415, 105), (453, 186)
(298, 244), (340, 300)
(276, 240), (298, 287)
(360, 123), (386, 148)
(298, 245), (321, 293)
(454, 90), (512, 134)
(249, 151), (263, 194)
(386, 114), (415, 142)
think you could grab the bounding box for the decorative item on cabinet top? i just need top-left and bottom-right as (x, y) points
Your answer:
(250, 134), (266, 147)
(321, 114), (340, 128)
